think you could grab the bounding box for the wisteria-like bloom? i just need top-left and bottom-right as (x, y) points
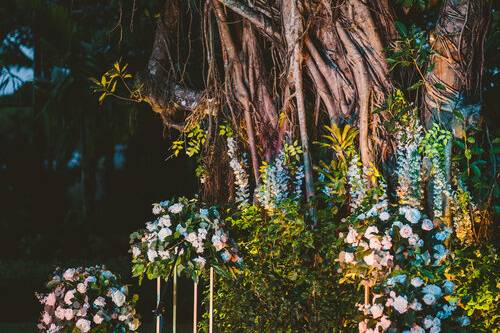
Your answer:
(226, 137), (250, 207)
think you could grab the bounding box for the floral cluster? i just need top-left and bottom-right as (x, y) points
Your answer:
(339, 123), (470, 332)
(255, 144), (304, 212)
(226, 137), (250, 207)
(395, 119), (424, 208)
(36, 266), (140, 333)
(130, 197), (242, 282)
(420, 124), (452, 218)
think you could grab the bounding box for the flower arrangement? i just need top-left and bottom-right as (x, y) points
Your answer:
(339, 121), (471, 332)
(129, 197), (242, 283)
(36, 266), (140, 333)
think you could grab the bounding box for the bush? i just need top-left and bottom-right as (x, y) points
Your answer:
(201, 201), (359, 332)
(446, 245), (499, 332)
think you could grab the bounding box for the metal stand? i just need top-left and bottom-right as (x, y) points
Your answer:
(173, 265), (177, 333)
(193, 280), (198, 333)
(209, 267), (214, 333)
(156, 277), (162, 333)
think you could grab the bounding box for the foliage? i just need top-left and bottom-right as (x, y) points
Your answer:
(202, 200), (358, 332)
(316, 124), (358, 211)
(129, 197), (242, 284)
(446, 245), (499, 332)
(35, 266), (140, 333)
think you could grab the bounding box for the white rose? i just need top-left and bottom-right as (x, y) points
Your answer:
(111, 289), (126, 307)
(405, 207), (421, 224)
(423, 316), (434, 328)
(77, 283), (87, 294)
(346, 227), (359, 244)
(64, 308), (74, 320)
(392, 295), (408, 314)
(63, 268), (76, 281)
(93, 296), (106, 307)
(55, 306), (65, 320)
(399, 224), (413, 239)
(370, 304), (384, 319)
(363, 252), (376, 266)
(186, 232), (197, 243)
(344, 252), (355, 264)
(421, 219), (434, 231)
(93, 313), (104, 324)
(158, 227), (172, 241)
(422, 293), (436, 305)
(147, 249), (158, 262)
(381, 235), (392, 250)
(42, 312), (52, 325)
(168, 203), (183, 214)
(379, 211), (390, 221)
(64, 289), (76, 305)
(364, 226), (379, 240)
(152, 204), (164, 215)
(75, 318), (91, 333)
(159, 215), (171, 227)
(411, 277), (424, 287)
(369, 237), (382, 250)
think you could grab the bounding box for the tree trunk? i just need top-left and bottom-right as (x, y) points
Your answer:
(139, 0), (492, 217)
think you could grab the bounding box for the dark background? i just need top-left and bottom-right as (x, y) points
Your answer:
(0, 0), (200, 329)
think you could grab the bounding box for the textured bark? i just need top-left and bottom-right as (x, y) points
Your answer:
(140, 0), (490, 218)
(423, 0), (491, 223)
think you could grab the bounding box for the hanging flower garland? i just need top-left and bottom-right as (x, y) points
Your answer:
(36, 265), (140, 333)
(129, 197), (242, 283)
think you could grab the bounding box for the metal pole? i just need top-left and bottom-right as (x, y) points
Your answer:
(173, 265), (177, 333)
(209, 267), (214, 333)
(193, 280), (198, 333)
(156, 277), (161, 333)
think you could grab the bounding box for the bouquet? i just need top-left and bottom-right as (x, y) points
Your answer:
(130, 197), (242, 282)
(36, 265), (140, 333)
